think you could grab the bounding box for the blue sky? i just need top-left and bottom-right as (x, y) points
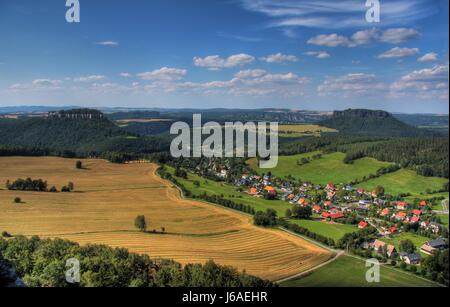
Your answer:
(0, 0), (448, 113)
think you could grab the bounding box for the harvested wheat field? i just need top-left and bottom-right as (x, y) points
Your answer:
(0, 156), (332, 280)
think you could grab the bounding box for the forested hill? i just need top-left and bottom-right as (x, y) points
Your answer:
(0, 109), (169, 158)
(319, 109), (434, 137)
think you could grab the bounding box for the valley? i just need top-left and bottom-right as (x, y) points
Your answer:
(0, 157), (332, 281)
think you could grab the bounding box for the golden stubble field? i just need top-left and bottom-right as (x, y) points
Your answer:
(0, 157), (332, 280)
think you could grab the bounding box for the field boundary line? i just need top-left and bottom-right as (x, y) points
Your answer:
(275, 250), (344, 284)
(344, 253), (446, 288)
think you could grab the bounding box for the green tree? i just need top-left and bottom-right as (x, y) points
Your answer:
(285, 208), (292, 218)
(291, 205), (312, 219)
(399, 239), (416, 254)
(75, 161), (83, 169)
(134, 215), (147, 232)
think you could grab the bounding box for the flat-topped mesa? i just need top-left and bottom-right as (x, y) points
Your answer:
(48, 108), (105, 120)
(332, 109), (392, 119)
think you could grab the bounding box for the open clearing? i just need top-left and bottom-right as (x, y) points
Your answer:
(249, 152), (391, 185)
(280, 255), (439, 287)
(278, 124), (337, 137)
(360, 169), (448, 197)
(289, 219), (358, 242)
(380, 232), (430, 257)
(0, 157), (332, 281)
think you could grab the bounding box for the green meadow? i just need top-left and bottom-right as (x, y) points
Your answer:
(281, 255), (439, 287)
(380, 232), (430, 256)
(249, 152), (391, 185)
(360, 169), (448, 197)
(288, 219), (358, 242)
(437, 214), (449, 227)
(164, 166), (290, 216)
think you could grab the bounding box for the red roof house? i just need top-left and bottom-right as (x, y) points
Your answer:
(329, 212), (345, 220)
(388, 226), (398, 234)
(410, 215), (420, 224)
(321, 212), (331, 218)
(396, 201), (408, 210)
(380, 208), (390, 217)
(395, 211), (407, 220)
(413, 209), (422, 216)
(358, 221), (369, 229)
(312, 205), (321, 213)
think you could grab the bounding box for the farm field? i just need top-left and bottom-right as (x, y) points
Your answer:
(249, 152), (391, 185)
(165, 167), (358, 242)
(0, 157), (332, 281)
(280, 255), (439, 287)
(277, 124), (337, 137)
(289, 219), (358, 242)
(165, 166), (291, 217)
(360, 169), (448, 197)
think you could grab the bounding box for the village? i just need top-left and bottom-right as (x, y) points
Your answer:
(232, 169), (449, 267)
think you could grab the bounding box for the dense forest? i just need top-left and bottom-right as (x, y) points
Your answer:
(0, 236), (273, 287)
(280, 134), (449, 179)
(319, 109), (436, 137)
(338, 137), (449, 178)
(0, 109), (170, 161)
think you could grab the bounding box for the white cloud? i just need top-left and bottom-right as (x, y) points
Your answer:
(137, 67), (187, 81)
(379, 28), (421, 43)
(10, 79), (62, 91)
(72, 75), (105, 82)
(193, 54), (255, 70)
(260, 53), (298, 63)
(179, 71), (308, 97)
(318, 73), (386, 96)
(418, 52), (439, 62)
(241, 0), (435, 29)
(234, 69), (267, 79)
(351, 28), (380, 45)
(377, 47), (420, 59)
(308, 28), (421, 48)
(307, 34), (352, 47)
(95, 41), (119, 46)
(304, 51), (330, 59)
(120, 72), (132, 77)
(391, 65), (449, 99)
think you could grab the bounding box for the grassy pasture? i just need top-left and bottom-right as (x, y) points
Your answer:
(249, 152), (391, 185)
(280, 255), (439, 287)
(360, 169), (448, 197)
(0, 157), (332, 281)
(165, 166), (291, 216)
(278, 124), (337, 137)
(380, 232), (430, 257)
(288, 219), (358, 242)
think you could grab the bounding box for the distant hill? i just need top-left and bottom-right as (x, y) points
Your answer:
(319, 109), (435, 137)
(0, 109), (168, 156)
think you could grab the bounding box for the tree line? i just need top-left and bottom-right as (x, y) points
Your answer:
(6, 178), (74, 193)
(280, 135), (449, 179)
(0, 236), (273, 287)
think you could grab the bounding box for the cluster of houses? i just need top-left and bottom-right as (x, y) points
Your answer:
(365, 238), (448, 265)
(235, 172), (449, 265)
(237, 174), (446, 233)
(377, 199), (445, 235)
